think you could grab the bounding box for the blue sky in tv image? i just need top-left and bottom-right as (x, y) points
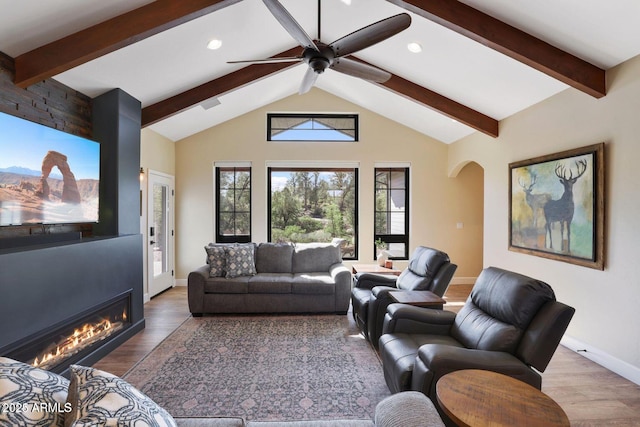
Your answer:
(0, 112), (99, 180)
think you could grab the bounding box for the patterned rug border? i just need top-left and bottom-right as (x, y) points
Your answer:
(122, 315), (192, 379)
(122, 314), (390, 422)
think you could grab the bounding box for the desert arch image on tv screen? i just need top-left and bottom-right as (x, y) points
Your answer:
(0, 112), (100, 226)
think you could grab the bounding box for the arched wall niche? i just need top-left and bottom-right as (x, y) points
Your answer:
(446, 159), (485, 280)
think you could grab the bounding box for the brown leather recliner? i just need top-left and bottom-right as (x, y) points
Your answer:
(351, 246), (457, 349)
(378, 267), (575, 403)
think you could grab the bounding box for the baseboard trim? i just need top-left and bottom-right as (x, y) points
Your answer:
(175, 279), (187, 286)
(143, 293), (150, 304)
(561, 335), (640, 386)
(450, 277), (476, 285)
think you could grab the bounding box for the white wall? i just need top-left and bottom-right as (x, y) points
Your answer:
(174, 88), (484, 281)
(449, 54), (640, 376)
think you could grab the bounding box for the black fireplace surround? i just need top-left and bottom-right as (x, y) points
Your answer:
(0, 89), (145, 377)
(3, 290), (132, 374)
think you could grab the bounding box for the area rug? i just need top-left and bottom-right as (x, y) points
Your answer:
(123, 314), (390, 422)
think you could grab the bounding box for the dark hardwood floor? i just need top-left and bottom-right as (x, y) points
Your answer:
(95, 285), (640, 426)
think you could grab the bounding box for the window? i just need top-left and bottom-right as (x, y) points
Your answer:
(216, 165), (251, 243)
(268, 166), (358, 260)
(375, 167), (409, 259)
(267, 113), (358, 142)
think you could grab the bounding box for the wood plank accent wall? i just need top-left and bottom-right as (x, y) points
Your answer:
(0, 51), (92, 139)
(0, 51), (94, 239)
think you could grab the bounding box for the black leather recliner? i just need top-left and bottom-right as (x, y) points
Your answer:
(378, 267), (575, 406)
(351, 246), (457, 348)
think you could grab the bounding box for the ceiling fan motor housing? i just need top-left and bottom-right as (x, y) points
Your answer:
(254, 0), (411, 90)
(303, 44), (334, 73)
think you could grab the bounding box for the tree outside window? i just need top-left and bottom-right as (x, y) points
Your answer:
(216, 167), (251, 243)
(268, 167), (358, 259)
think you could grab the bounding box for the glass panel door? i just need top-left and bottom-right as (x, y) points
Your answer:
(147, 171), (174, 298)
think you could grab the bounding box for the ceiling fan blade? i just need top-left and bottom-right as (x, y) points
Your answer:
(299, 67), (319, 94)
(227, 56), (302, 64)
(329, 13), (411, 57)
(330, 58), (391, 83)
(263, 0), (319, 51)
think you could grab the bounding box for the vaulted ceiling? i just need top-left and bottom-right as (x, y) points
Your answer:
(1, 0), (639, 143)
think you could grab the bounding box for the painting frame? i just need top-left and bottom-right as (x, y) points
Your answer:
(509, 143), (605, 270)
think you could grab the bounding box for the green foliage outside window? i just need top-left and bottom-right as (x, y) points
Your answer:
(269, 168), (358, 259)
(217, 168), (251, 242)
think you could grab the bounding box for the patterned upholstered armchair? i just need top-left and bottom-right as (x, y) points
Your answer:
(351, 246), (457, 349)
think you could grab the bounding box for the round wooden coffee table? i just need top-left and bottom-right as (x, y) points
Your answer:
(436, 369), (569, 427)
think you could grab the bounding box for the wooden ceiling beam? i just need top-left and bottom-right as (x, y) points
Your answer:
(143, 49), (498, 138)
(350, 56), (498, 137)
(387, 0), (606, 98)
(379, 74), (499, 138)
(141, 47), (301, 127)
(14, 0), (241, 88)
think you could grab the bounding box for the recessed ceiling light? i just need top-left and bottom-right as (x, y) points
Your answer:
(207, 39), (222, 50)
(407, 42), (422, 53)
(340, 0), (352, 5)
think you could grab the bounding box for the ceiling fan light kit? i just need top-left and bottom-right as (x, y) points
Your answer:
(228, 0), (411, 94)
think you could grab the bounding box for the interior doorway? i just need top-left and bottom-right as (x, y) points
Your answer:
(147, 170), (175, 298)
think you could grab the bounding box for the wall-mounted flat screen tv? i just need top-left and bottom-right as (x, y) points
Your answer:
(0, 112), (100, 226)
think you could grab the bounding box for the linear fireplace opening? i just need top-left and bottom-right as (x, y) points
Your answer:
(4, 290), (131, 374)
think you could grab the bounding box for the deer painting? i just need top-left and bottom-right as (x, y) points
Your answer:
(543, 159), (588, 252)
(518, 173), (551, 229)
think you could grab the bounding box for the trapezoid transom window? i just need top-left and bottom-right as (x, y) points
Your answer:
(267, 113), (358, 142)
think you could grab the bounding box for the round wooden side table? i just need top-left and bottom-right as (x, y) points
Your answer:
(436, 369), (570, 427)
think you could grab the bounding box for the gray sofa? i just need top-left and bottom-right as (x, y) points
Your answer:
(188, 242), (351, 315)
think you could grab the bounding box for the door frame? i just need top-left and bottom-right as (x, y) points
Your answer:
(146, 169), (175, 299)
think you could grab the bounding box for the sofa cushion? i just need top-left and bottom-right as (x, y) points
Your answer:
(255, 243), (294, 273)
(0, 357), (69, 427)
(292, 243), (341, 273)
(65, 364), (176, 427)
(204, 276), (250, 294)
(292, 273), (336, 295)
(205, 245), (227, 277)
(225, 243), (257, 278)
(248, 273), (293, 293)
(374, 391), (445, 427)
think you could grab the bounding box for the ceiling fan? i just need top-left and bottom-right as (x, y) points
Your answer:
(228, 0), (411, 94)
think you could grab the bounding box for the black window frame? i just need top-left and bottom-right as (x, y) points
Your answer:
(374, 167), (410, 260)
(215, 166), (251, 243)
(267, 113), (359, 142)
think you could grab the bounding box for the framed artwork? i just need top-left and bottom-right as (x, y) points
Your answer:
(509, 143), (605, 269)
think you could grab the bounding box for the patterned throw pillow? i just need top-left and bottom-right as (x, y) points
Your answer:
(225, 243), (256, 278)
(65, 364), (177, 427)
(0, 356), (70, 427)
(205, 245), (227, 277)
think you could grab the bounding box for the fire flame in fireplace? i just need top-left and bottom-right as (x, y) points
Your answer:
(32, 310), (127, 370)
